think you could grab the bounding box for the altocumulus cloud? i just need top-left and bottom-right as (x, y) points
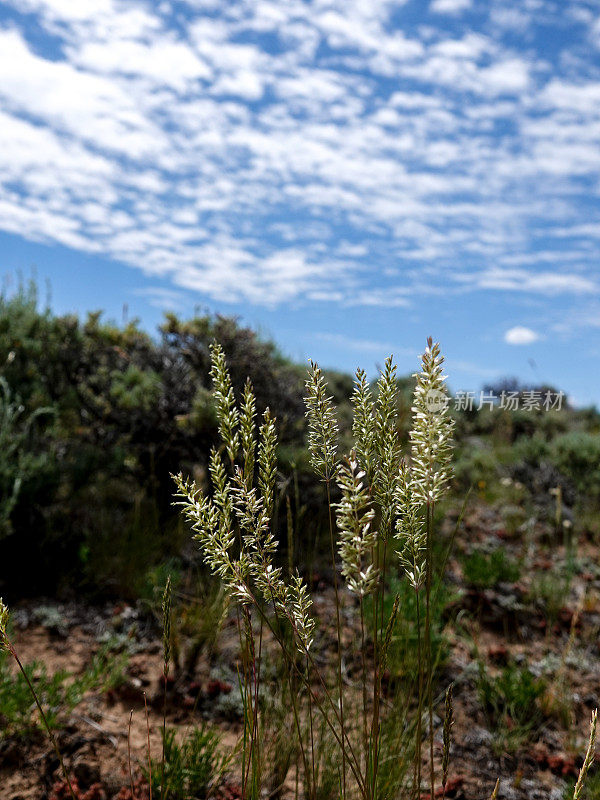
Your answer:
(0, 0), (598, 313)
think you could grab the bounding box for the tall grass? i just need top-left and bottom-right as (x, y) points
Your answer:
(172, 339), (455, 800)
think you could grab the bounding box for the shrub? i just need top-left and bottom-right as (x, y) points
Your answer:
(0, 377), (55, 538)
(551, 432), (600, 498)
(453, 444), (498, 491)
(0, 282), (318, 595)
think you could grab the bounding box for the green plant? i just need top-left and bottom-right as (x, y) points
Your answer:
(149, 725), (230, 800)
(462, 549), (520, 589)
(367, 574), (451, 681)
(84, 642), (129, 692)
(169, 580), (230, 679)
(0, 638), (127, 743)
(477, 661), (545, 752)
(174, 339), (455, 800)
(0, 599), (77, 800)
(551, 432), (600, 498)
(0, 377), (54, 537)
(529, 565), (574, 631)
(0, 653), (72, 739)
(565, 769), (600, 800)
(453, 446), (498, 492)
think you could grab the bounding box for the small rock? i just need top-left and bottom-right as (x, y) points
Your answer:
(463, 726), (493, 747)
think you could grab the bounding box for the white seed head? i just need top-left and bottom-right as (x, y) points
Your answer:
(305, 360), (339, 481)
(336, 452), (379, 596)
(410, 338), (454, 504)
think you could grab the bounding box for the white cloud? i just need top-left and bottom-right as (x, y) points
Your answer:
(0, 28), (165, 158)
(504, 326), (541, 345)
(74, 38), (212, 89)
(455, 268), (598, 295)
(0, 0), (597, 314)
(430, 0), (472, 14)
(478, 59), (530, 93)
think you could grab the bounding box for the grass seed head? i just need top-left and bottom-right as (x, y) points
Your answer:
(0, 598), (9, 651)
(410, 338), (455, 504)
(305, 360), (339, 481)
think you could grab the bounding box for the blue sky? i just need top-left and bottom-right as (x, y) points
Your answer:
(1, 0), (600, 405)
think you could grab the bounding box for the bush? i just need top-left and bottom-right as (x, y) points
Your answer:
(550, 432), (600, 498)
(453, 443), (498, 490)
(0, 377), (55, 538)
(0, 282), (320, 595)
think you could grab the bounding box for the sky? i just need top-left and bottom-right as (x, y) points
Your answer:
(1, 0), (599, 405)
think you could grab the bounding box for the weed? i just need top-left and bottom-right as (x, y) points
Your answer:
(529, 565), (574, 631)
(171, 341), (598, 800)
(0, 651), (72, 739)
(462, 549), (520, 589)
(0, 641), (128, 742)
(477, 661), (546, 752)
(148, 725), (230, 800)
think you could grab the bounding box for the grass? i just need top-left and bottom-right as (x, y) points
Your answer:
(462, 548), (521, 589)
(0, 337), (597, 800)
(367, 573), (452, 683)
(148, 725), (230, 800)
(0, 643), (128, 742)
(529, 563), (575, 631)
(477, 661), (546, 753)
(172, 340), (457, 800)
(564, 767), (600, 800)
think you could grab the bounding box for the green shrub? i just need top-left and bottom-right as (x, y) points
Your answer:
(453, 445), (498, 490)
(513, 433), (551, 466)
(551, 432), (600, 497)
(0, 377), (55, 538)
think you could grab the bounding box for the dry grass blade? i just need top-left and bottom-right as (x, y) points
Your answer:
(128, 709), (135, 800)
(442, 683), (454, 797)
(573, 709), (598, 800)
